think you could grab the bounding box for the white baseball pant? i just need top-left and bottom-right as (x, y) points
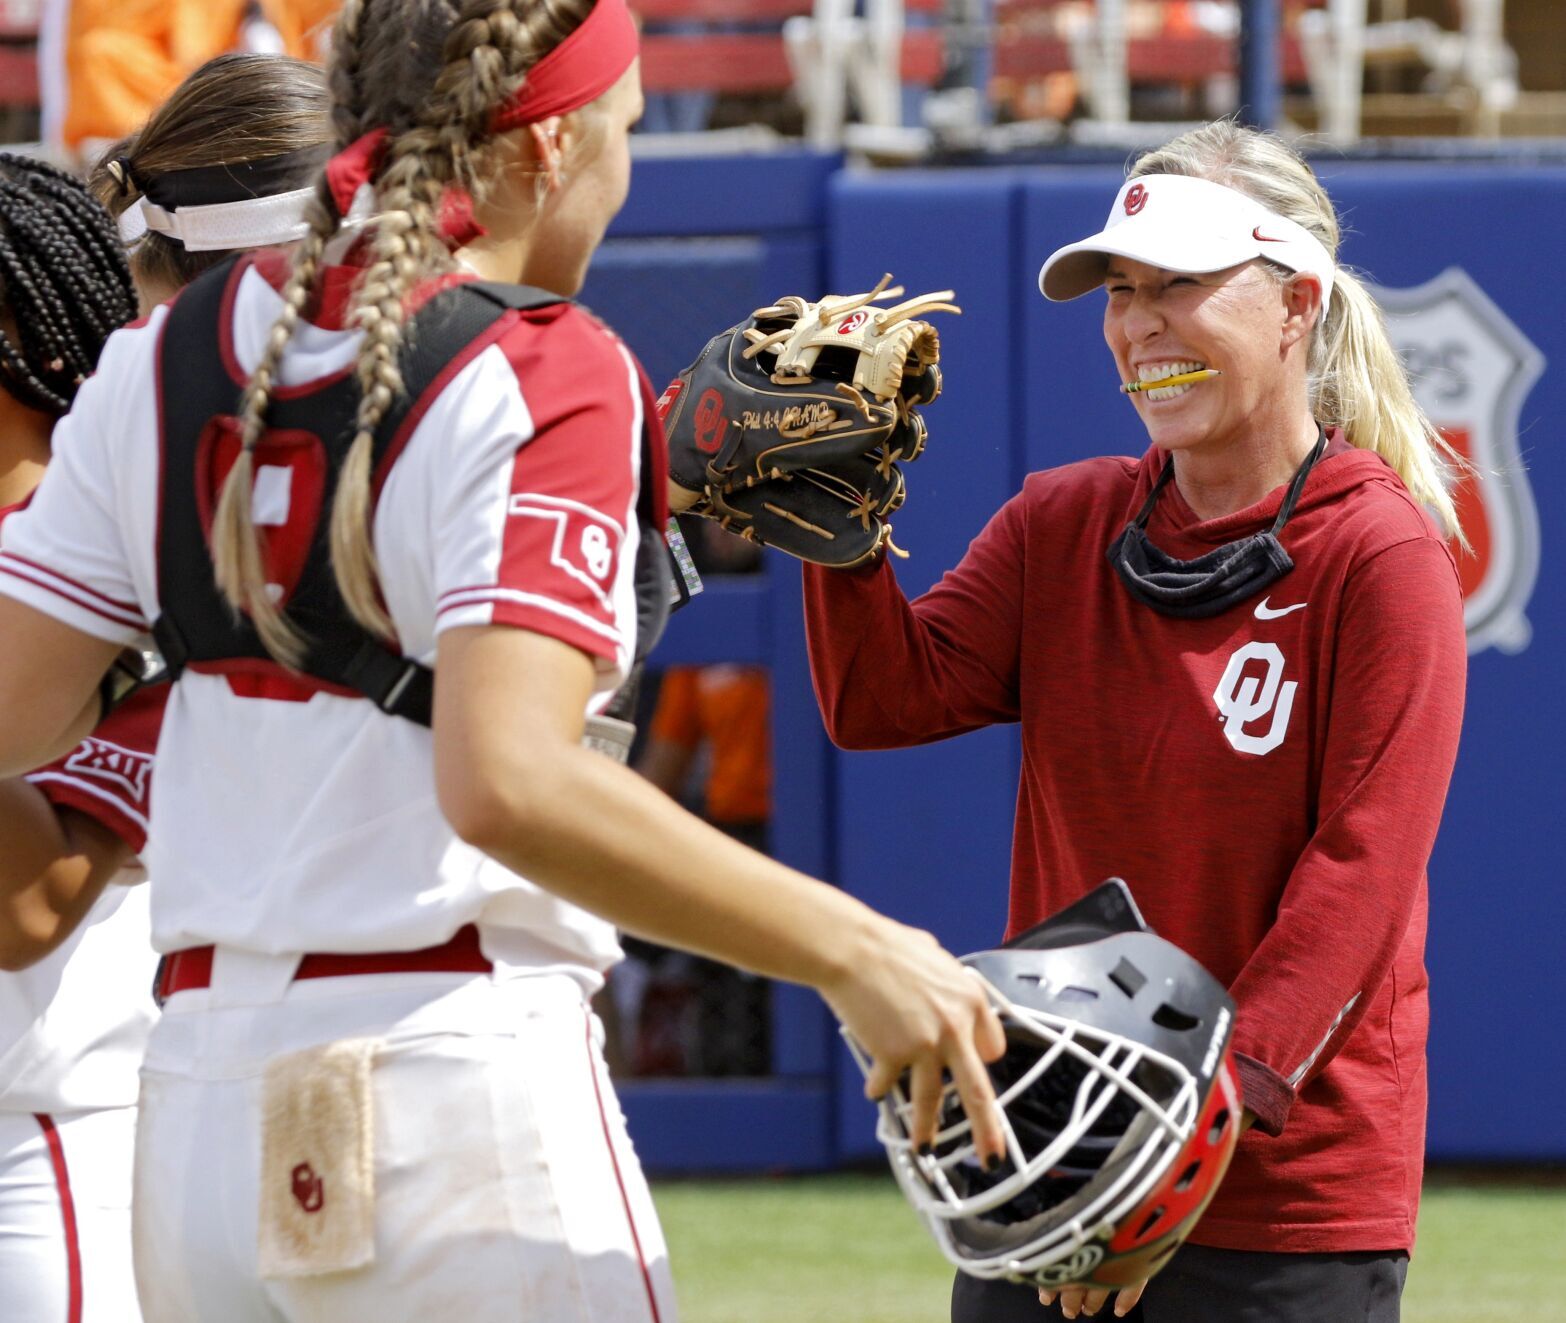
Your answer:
(132, 967), (677, 1323)
(0, 1106), (142, 1323)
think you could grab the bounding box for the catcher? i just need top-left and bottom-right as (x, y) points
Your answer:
(660, 273), (955, 566)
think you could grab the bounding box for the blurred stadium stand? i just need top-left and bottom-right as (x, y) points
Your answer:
(0, 0), (41, 143)
(633, 0), (1559, 148)
(3, 1), (1562, 152)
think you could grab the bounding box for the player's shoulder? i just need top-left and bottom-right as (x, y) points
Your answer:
(1316, 448), (1455, 562)
(492, 298), (638, 380)
(81, 304), (168, 395)
(481, 300), (647, 451)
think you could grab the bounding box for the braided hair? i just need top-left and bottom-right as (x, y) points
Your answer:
(213, 0), (597, 663)
(0, 154), (136, 416)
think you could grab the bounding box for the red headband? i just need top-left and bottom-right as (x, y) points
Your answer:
(322, 0), (636, 237)
(491, 0), (639, 132)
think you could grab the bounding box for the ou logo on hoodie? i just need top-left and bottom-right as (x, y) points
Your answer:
(1213, 642), (1297, 756)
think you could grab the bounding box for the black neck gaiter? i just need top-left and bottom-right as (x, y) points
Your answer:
(1107, 426), (1327, 620)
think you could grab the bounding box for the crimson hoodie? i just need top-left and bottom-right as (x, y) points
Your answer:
(804, 433), (1466, 1253)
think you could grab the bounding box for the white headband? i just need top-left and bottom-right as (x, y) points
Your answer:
(117, 187), (315, 253)
(1039, 175), (1336, 308)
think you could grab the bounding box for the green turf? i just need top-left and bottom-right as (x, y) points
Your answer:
(650, 1173), (1566, 1323)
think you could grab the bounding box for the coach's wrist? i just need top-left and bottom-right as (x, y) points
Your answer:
(667, 478), (702, 513)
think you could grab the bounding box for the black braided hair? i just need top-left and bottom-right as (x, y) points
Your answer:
(0, 153), (136, 416)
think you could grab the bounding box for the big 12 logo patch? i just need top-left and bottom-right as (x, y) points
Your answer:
(1375, 267), (1544, 656)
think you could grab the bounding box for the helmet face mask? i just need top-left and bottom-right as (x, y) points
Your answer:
(848, 881), (1240, 1291)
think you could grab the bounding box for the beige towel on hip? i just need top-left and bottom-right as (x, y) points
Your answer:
(258, 1036), (381, 1278)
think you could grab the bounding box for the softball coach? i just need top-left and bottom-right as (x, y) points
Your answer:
(804, 120), (1467, 1322)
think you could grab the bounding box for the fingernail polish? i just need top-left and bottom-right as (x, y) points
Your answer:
(917, 1141), (933, 1156)
(984, 1153), (1001, 1172)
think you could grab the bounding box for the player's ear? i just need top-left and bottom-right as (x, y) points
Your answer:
(1280, 272), (1324, 351)
(527, 118), (566, 190)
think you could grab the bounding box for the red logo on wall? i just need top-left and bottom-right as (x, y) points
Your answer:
(1124, 183), (1148, 216)
(693, 388), (730, 454)
(1375, 267), (1544, 656)
(291, 1163), (324, 1214)
(838, 310), (870, 335)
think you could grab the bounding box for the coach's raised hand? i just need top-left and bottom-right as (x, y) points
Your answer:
(659, 275), (955, 567)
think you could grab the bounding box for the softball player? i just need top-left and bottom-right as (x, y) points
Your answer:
(804, 122), (1465, 1322)
(0, 58), (334, 1323)
(0, 3), (1006, 1319)
(0, 149), (156, 1323)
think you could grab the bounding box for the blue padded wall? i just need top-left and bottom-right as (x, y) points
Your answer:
(583, 150), (1565, 1169)
(833, 161), (1566, 1162)
(825, 170), (1027, 1159)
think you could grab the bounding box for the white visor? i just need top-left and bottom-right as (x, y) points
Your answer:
(1038, 174), (1335, 308)
(118, 188), (315, 253)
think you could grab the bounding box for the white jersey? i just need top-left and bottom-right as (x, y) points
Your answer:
(0, 884), (154, 1113)
(0, 513), (162, 1115)
(0, 258), (653, 991)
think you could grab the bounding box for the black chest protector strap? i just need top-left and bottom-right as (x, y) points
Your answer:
(153, 257), (667, 727)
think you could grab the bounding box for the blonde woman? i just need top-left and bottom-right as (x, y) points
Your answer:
(0, 2), (1005, 1319)
(804, 121), (1466, 1322)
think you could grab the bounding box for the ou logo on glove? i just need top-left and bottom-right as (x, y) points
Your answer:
(1213, 642), (1297, 756)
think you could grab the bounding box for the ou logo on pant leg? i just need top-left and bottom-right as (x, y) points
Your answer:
(1213, 641), (1297, 755)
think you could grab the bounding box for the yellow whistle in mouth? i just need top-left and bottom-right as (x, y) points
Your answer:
(1121, 368), (1222, 394)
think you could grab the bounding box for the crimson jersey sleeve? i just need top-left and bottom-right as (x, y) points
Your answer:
(1226, 536), (1466, 1134)
(803, 492), (1027, 748)
(24, 683), (167, 856)
(433, 306), (648, 675)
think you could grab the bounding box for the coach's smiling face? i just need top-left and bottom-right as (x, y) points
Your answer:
(1102, 256), (1320, 464)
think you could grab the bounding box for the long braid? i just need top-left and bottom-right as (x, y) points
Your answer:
(209, 2), (365, 659)
(331, 179), (441, 637)
(210, 181), (340, 663)
(327, 0), (590, 640)
(0, 154), (135, 415)
(218, 0), (594, 660)
(327, 0), (370, 147)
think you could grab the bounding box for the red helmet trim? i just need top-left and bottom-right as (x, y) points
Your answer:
(1106, 1053), (1241, 1255)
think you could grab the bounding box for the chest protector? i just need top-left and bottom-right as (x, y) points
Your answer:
(153, 257), (669, 725)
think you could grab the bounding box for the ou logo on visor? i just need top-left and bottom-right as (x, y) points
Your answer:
(1213, 642), (1297, 756)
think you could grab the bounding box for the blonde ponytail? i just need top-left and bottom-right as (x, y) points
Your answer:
(1131, 121), (1467, 545)
(331, 185), (439, 642)
(1315, 268), (1464, 544)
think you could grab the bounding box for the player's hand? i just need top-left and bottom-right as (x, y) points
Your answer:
(821, 918), (1007, 1164)
(1040, 1282), (1146, 1318)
